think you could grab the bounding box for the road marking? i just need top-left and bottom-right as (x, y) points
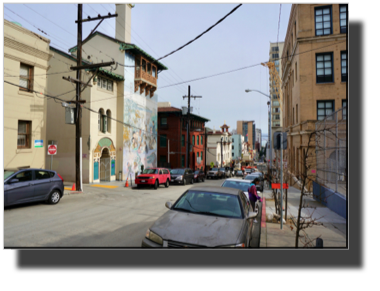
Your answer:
(90, 185), (119, 189)
(64, 187), (72, 190)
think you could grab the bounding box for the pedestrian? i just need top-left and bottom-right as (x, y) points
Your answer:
(248, 178), (262, 208)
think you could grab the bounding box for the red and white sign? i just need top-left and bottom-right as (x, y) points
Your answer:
(48, 145), (57, 155)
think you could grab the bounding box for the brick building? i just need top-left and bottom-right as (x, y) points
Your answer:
(281, 4), (347, 189)
(157, 103), (210, 170)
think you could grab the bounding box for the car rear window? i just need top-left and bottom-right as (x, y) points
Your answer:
(170, 169), (185, 175)
(173, 190), (243, 219)
(221, 180), (251, 192)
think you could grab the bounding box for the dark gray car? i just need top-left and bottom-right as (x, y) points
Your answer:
(169, 168), (194, 185)
(141, 186), (258, 248)
(4, 168), (64, 207)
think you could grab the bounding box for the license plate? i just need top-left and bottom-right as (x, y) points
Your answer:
(141, 180), (146, 183)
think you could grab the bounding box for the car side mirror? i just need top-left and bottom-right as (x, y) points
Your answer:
(9, 178), (19, 184)
(246, 211), (258, 220)
(165, 201), (172, 209)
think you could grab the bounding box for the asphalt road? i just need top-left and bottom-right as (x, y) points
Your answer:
(4, 177), (261, 248)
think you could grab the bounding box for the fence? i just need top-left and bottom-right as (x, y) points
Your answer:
(315, 106), (347, 196)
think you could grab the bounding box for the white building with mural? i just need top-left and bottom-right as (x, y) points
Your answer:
(45, 4), (167, 183)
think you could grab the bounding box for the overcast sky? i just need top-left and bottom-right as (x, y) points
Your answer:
(4, 2), (291, 138)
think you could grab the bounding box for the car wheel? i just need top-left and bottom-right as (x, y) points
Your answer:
(165, 179), (169, 188)
(154, 180), (158, 190)
(191, 178), (194, 184)
(48, 190), (61, 205)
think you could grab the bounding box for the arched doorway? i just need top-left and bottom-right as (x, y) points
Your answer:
(100, 148), (111, 181)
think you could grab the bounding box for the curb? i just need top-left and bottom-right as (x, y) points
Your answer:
(261, 198), (266, 228)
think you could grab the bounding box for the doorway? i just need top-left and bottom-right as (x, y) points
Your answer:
(100, 148), (111, 182)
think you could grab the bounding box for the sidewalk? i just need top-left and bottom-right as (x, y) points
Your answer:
(260, 186), (347, 248)
(63, 180), (134, 193)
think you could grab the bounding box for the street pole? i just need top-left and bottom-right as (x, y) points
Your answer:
(269, 101), (272, 172)
(168, 139), (170, 165)
(221, 137), (223, 168)
(280, 131), (283, 229)
(75, 4), (83, 192)
(187, 86), (190, 168)
(204, 128), (207, 172)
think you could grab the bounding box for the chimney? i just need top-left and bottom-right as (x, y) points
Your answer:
(115, 4), (132, 43)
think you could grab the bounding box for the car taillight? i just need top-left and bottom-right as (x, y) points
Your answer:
(57, 173), (64, 183)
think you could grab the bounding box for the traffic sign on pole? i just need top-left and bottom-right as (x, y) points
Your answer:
(48, 145), (57, 155)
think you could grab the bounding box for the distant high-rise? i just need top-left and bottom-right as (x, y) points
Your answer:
(237, 120), (255, 149)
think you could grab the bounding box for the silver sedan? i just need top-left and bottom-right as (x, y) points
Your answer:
(141, 186), (258, 248)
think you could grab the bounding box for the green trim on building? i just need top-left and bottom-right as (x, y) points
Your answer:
(68, 31), (168, 71)
(87, 67), (125, 81)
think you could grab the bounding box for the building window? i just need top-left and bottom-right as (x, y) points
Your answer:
(342, 100), (347, 120)
(232, 138), (234, 142)
(340, 5), (347, 33)
(296, 104), (298, 123)
(274, 115), (280, 120)
(201, 151), (203, 160)
(316, 53), (333, 83)
(197, 135), (199, 145)
(341, 51), (347, 82)
(19, 63), (33, 92)
(192, 136), (195, 145)
(160, 134), (167, 147)
(99, 108), (106, 133)
(272, 53), (279, 59)
(161, 117), (167, 125)
(106, 110), (111, 133)
(317, 100), (335, 120)
(197, 152), (199, 162)
(181, 155), (185, 167)
(201, 135), (203, 145)
(181, 135), (185, 147)
(232, 145), (234, 150)
(272, 46), (279, 52)
(98, 77), (113, 91)
(17, 120), (31, 149)
(295, 62), (297, 81)
(273, 101), (280, 106)
(152, 66), (157, 78)
(147, 63), (151, 75)
(142, 59), (146, 72)
(315, 6), (332, 36)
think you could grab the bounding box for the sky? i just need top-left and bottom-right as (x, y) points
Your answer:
(3, 2), (291, 136)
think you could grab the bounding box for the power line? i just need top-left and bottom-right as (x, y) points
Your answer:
(159, 40), (347, 89)
(155, 4), (243, 62)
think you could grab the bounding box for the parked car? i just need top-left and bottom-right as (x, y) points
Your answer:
(220, 167), (231, 178)
(243, 168), (253, 178)
(235, 170), (244, 178)
(135, 168), (171, 189)
(207, 167), (222, 179)
(194, 170), (205, 183)
(170, 168), (195, 185)
(4, 168), (64, 207)
(244, 173), (264, 192)
(141, 186), (258, 248)
(220, 178), (253, 200)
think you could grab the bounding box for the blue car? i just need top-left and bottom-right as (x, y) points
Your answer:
(4, 168), (64, 207)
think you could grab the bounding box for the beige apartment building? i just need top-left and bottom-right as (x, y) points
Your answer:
(281, 4), (347, 189)
(236, 120), (255, 149)
(4, 20), (53, 169)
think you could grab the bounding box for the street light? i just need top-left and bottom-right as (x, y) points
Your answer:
(245, 89), (273, 171)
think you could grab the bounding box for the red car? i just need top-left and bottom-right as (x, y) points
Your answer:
(135, 168), (171, 190)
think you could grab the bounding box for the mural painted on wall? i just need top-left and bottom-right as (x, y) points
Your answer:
(122, 52), (158, 180)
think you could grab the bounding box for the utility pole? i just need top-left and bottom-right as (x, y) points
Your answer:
(220, 137), (223, 168)
(183, 85), (201, 169)
(63, 5), (117, 191)
(204, 127), (207, 172)
(280, 131), (283, 229)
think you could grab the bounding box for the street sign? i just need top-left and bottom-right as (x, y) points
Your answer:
(34, 140), (43, 148)
(48, 145), (57, 155)
(272, 183), (289, 189)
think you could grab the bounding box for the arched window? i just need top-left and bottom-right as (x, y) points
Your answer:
(106, 110), (111, 133)
(99, 108), (106, 133)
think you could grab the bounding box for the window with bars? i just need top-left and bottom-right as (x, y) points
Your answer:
(342, 100), (347, 120)
(316, 53), (334, 83)
(340, 5), (347, 33)
(341, 51), (347, 82)
(17, 120), (31, 149)
(19, 63), (33, 92)
(315, 6), (332, 36)
(160, 134), (167, 147)
(317, 100), (335, 120)
(98, 77), (113, 91)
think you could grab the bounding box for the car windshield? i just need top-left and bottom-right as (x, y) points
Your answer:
(4, 170), (16, 180)
(142, 169), (158, 174)
(244, 174), (261, 180)
(173, 190), (242, 219)
(170, 169), (185, 175)
(211, 168), (219, 171)
(221, 180), (251, 192)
